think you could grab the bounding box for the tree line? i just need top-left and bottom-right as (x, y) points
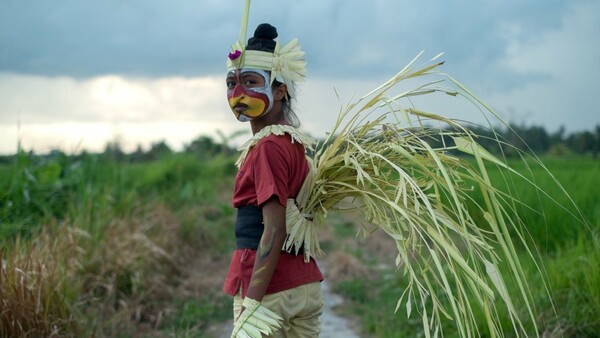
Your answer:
(463, 123), (600, 157)
(1, 124), (598, 164)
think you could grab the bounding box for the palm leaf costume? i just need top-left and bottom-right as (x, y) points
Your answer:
(230, 1), (549, 337)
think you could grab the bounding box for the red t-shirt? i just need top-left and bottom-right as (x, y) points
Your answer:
(223, 133), (323, 297)
(232, 133), (309, 208)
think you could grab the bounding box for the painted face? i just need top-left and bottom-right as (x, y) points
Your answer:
(226, 69), (273, 122)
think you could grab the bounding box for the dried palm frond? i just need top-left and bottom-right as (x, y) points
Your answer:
(283, 52), (565, 337)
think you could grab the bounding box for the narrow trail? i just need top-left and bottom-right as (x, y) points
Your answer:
(317, 277), (361, 338)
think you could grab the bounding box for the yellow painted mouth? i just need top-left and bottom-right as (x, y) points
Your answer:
(229, 96), (267, 118)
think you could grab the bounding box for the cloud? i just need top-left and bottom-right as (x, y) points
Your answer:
(486, 0), (600, 131)
(0, 1), (238, 77)
(0, 0), (598, 154)
(0, 120), (240, 155)
(0, 73), (235, 154)
(0, 73), (228, 124)
(1, 0), (585, 85)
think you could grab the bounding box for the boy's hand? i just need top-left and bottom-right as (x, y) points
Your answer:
(231, 297), (283, 338)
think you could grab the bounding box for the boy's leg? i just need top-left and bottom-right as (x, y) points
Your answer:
(284, 282), (324, 338)
(232, 282), (323, 338)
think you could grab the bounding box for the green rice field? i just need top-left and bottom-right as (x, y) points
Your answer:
(0, 151), (598, 337)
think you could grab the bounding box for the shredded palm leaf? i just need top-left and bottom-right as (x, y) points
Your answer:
(285, 52), (554, 337)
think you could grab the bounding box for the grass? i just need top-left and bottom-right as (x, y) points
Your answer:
(1, 150), (597, 337)
(329, 156), (600, 337)
(483, 157), (599, 250)
(536, 235), (600, 336)
(162, 294), (232, 336)
(0, 151), (237, 337)
(334, 235), (600, 337)
(0, 224), (82, 336)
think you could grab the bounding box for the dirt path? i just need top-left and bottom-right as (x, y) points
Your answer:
(318, 277), (361, 338)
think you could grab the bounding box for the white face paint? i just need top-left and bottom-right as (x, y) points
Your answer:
(226, 68), (274, 122)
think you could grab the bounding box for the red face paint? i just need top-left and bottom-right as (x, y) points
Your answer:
(226, 69), (273, 121)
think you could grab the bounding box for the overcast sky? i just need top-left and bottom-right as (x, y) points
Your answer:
(1, 0), (599, 154)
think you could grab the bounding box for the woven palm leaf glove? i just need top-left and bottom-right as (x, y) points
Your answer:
(231, 297), (283, 338)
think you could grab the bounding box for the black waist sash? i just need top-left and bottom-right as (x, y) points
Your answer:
(234, 205), (304, 255)
(234, 206), (264, 250)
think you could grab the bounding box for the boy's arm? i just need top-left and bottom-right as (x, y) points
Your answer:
(231, 196), (286, 337)
(245, 196), (287, 302)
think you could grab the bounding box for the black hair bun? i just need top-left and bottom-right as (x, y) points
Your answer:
(254, 23), (278, 40)
(247, 23), (278, 52)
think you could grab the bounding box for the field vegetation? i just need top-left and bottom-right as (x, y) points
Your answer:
(0, 147), (238, 337)
(0, 130), (598, 337)
(329, 156), (599, 337)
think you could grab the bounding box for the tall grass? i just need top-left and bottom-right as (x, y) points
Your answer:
(0, 151), (237, 336)
(482, 157), (599, 251)
(0, 224), (83, 336)
(527, 235), (600, 336)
